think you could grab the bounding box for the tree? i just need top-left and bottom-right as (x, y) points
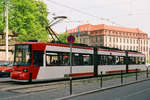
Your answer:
(59, 33), (78, 43)
(0, 0), (49, 42)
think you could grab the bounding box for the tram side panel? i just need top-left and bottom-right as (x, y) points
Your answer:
(35, 45), (95, 80)
(96, 49), (146, 75)
(96, 48), (126, 74)
(128, 52), (146, 71)
(36, 66), (94, 80)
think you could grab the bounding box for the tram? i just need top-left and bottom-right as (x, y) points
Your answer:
(10, 41), (145, 82)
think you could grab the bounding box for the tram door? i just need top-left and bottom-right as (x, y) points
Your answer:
(31, 50), (44, 80)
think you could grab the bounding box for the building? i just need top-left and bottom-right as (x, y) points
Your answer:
(67, 24), (150, 59)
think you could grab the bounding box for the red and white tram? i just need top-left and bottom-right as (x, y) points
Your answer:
(10, 42), (145, 82)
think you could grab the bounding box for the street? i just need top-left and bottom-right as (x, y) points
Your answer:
(0, 75), (150, 100)
(64, 79), (150, 100)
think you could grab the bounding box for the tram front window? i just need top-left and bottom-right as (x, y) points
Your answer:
(14, 44), (32, 66)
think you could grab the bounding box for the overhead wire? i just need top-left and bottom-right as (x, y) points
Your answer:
(47, 0), (117, 25)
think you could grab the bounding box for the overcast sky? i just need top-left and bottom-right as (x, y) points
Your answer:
(43, 0), (150, 36)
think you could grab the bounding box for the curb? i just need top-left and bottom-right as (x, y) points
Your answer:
(55, 78), (150, 100)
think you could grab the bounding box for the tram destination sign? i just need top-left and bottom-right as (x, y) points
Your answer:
(67, 35), (75, 43)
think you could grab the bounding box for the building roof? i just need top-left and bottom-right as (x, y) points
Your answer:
(68, 24), (145, 34)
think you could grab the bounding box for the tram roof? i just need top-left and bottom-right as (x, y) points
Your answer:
(15, 41), (93, 50)
(15, 41), (143, 55)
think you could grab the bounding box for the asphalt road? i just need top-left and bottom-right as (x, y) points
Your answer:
(64, 79), (150, 100)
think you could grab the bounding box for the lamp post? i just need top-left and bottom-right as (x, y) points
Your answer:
(5, 1), (9, 61)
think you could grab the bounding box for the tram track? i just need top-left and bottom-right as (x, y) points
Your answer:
(0, 76), (91, 93)
(0, 75), (126, 93)
(0, 80), (68, 93)
(0, 78), (95, 94)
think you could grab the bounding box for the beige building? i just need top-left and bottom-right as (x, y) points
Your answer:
(68, 24), (150, 59)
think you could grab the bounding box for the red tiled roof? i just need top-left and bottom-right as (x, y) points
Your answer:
(68, 24), (145, 34)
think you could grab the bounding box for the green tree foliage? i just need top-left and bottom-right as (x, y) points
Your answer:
(0, 0), (49, 42)
(0, 0), (5, 33)
(59, 33), (78, 43)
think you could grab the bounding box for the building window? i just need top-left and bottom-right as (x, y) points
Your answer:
(127, 46), (129, 50)
(113, 38), (115, 42)
(91, 38), (93, 42)
(113, 44), (115, 48)
(130, 46), (132, 50)
(100, 37), (103, 43)
(83, 38), (85, 43)
(96, 37), (97, 42)
(127, 39), (129, 43)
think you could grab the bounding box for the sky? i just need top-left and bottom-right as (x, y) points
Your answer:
(43, 0), (150, 36)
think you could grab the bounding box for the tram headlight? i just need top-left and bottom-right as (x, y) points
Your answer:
(23, 69), (28, 72)
(2, 70), (5, 72)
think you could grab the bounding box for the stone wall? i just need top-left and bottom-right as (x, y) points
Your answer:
(0, 45), (14, 61)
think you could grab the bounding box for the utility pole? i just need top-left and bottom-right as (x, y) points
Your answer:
(5, 2), (9, 61)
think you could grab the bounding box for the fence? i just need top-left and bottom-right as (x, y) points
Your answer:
(69, 69), (150, 96)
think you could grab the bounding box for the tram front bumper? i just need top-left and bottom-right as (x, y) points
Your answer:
(11, 72), (29, 80)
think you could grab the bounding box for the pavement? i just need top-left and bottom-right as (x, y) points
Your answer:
(0, 72), (150, 100)
(61, 79), (150, 100)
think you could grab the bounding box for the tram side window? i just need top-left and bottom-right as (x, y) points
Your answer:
(46, 52), (93, 66)
(107, 56), (116, 65)
(128, 57), (144, 64)
(128, 57), (145, 64)
(129, 57), (136, 64)
(117, 56), (124, 65)
(73, 54), (93, 66)
(97, 55), (107, 65)
(83, 55), (93, 65)
(33, 51), (44, 66)
(46, 53), (59, 66)
(98, 55), (124, 65)
(136, 57), (143, 64)
(46, 52), (70, 66)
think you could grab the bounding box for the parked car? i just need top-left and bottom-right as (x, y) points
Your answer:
(0, 61), (13, 77)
